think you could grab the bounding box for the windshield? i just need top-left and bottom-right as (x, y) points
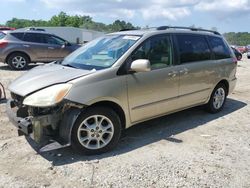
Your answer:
(61, 34), (141, 70)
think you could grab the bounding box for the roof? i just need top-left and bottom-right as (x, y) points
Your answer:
(110, 26), (221, 37)
(16, 27), (104, 34)
(8, 30), (53, 35)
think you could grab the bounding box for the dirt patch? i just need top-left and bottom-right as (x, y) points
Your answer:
(0, 58), (250, 188)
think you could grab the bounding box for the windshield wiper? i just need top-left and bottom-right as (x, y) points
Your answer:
(62, 64), (78, 69)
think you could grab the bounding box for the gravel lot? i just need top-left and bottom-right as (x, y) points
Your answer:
(0, 56), (250, 188)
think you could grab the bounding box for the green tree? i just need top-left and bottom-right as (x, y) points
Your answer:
(4, 12), (139, 32)
(224, 32), (250, 46)
(49, 11), (68, 26)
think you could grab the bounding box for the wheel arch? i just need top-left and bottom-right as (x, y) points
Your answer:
(5, 51), (31, 63)
(89, 100), (126, 131)
(216, 79), (229, 96)
(58, 100), (127, 146)
(206, 79), (229, 104)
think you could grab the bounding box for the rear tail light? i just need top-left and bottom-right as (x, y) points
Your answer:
(0, 41), (8, 48)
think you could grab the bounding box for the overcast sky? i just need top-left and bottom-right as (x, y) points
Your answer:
(2, 0), (250, 33)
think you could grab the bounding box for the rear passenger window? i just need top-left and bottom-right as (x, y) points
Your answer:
(10, 33), (24, 40)
(208, 36), (231, 59)
(176, 34), (211, 64)
(23, 33), (45, 43)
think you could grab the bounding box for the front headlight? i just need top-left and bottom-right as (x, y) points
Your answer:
(23, 83), (72, 107)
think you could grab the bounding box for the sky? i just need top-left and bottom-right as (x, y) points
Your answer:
(1, 0), (250, 33)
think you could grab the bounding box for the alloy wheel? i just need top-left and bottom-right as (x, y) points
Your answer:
(77, 115), (114, 150)
(213, 87), (225, 109)
(12, 56), (27, 69)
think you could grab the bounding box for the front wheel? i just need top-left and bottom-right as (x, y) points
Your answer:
(206, 84), (227, 113)
(71, 106), (122, 155)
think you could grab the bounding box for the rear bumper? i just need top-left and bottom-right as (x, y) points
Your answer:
(0, 50), (7, 63)
(0, 57), (5, 63)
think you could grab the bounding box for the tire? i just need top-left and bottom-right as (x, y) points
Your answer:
(237, 55), (242, 61)
(7, 52), (29, 70)
(206, 83), (227, 113)
(71, 106), (122, 155)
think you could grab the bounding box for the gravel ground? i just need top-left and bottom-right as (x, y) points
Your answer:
(0, 56), (250, 188)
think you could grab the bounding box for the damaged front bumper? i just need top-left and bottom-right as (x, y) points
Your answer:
(6, 99), (82, 146)
(6, 100), (32, 136)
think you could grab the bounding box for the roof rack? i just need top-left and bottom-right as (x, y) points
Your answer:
(26, 27), (46, 32)
(119, 28), (135, 32)
(156, 26), (220, 35)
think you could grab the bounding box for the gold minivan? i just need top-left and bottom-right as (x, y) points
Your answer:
(6, 26), (237, 154)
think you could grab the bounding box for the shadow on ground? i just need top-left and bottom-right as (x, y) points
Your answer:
(26, 98), (247, 166)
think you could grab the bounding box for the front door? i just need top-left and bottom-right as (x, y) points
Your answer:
(126, 35), (180, 123)
(44, 34), (71, 61)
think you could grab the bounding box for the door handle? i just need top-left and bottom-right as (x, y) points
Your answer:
(23, 44), (30, 48)
(168, 71), (178, 77)
(48, 47), (54, 49)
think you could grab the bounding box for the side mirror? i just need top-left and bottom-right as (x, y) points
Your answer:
(66, 41), (71, 46)
(62, 41), (71, 48)
(130, 59), (151, 73)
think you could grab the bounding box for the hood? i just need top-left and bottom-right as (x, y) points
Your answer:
(8, 63), (95, 96)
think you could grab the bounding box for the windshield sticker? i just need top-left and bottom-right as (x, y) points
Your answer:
(123, 36), (140, 41)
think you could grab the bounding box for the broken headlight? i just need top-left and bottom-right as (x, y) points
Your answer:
(23, 83), (72, 107)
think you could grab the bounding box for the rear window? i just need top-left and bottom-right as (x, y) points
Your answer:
(10, 32), (24, 40)
(176, 34), (211, 64)
(208, 36), (231, 59)
(0, 32), (6, 40)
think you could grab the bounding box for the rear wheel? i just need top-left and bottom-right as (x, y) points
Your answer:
(206, 83), (227, 113)
(7, 53), (29, 70)
(71, 106), (122, 155)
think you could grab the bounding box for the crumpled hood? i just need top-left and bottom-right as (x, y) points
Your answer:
(8, 63), (95, 96)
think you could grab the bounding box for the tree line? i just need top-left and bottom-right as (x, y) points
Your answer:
(1, 12), (250, 46)
(223, 32), (250, 46)
(3, 12), (139, 32)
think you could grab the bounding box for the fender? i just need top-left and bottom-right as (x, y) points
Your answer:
(58, 107), (82, 145)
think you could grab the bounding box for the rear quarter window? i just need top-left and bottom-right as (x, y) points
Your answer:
(208, 36), (231, 60)
(10, 32), (24, 40)
(176, 34), (211, 64)
(0, 32), (6, 40)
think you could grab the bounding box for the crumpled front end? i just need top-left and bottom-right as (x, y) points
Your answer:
(6, 92), (83, 145)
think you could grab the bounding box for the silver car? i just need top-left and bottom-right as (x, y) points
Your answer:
(0, 30), (79, 70)
(6, 26), (237, 155)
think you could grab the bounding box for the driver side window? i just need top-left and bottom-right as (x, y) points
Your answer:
(131, 35), (172, 69)
(44, 35), (65, 46)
